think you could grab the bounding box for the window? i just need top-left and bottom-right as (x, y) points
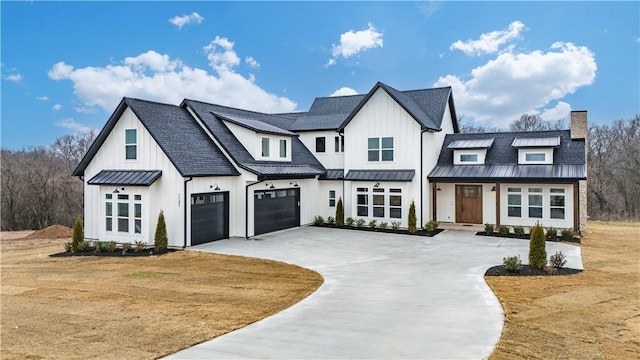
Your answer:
(528, 188), (543, 218)
(389, 189), (402, 219)
(373, 188), (385, 218)
(125, 129), (137, 160)
(525, 153), (546, 162)
(134, 194), (142, 234)
(261, 138), (270, 157)
(368, 137), (393, 161)
(550, 188), (565, 219)
(507, 187), (521, 217)
(107, 193), (142, 233)
(105, 194), (113, 231)
(329, 190), (336, 207)
(334, 136), (344, 153)
(315, 137), (326, 153)
(279, 139), (287, 158)
(355, 187), (402, 219)
(117, 194), (129, 232)
(357, 188), (368, 217)
(460, 154), (478, 162)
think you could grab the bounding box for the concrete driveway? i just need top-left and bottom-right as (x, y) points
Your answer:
(165, 227), (582, 360)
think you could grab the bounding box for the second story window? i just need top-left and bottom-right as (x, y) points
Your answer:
(368, 137), (394, 161)
(334, 136), (344, 153)
(125, 129), (137, 160)
(525, 153), (546, 162)
(261, 138), (270, 157)
(460, 154), (478, 162)
(279, 139), (286, 158)
(316, 137), (326, 153)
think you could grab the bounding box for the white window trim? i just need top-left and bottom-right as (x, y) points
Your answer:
(353, 187), (403, 220)
(367, 137), (394, 162)
(125, 128), (138, 161)
(106, 192), (143, 234)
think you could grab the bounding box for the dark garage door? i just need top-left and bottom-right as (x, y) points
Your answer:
(191, 192), (229, 245)
(254, 188), (300, 235)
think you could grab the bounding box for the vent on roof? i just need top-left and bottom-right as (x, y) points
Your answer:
(511, 136), (561, 148)
(447, 138), (494, 149)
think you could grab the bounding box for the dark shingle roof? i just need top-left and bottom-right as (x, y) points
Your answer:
(183, 99), (325, 179)
(290, 95), (365, 131)
(88, 170), (162, 186)
(215, 112), (297, 136)
(73, 98), (239, 177)
(344, 169), (415, 182)
(428, 130), (586, 181)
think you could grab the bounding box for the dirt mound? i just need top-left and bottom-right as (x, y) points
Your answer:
(23, 225), (72, 240)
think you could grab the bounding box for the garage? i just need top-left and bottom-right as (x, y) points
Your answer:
(191, 192), (229, 245)
(254, 188), (300, 235)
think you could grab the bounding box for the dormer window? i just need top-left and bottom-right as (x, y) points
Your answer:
(279, 139), (287, 158)
(448, 138), (493, 165)
(460, 154), (478, 162)
(125, 129), (137, 160)
(261, 138), (270, 157)
(512, 136), (559, 164)
(525, 153), (546, 162)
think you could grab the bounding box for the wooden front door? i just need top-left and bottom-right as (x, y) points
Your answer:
(456, 185), (483, 224)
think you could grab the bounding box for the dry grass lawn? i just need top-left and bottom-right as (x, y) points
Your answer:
(0, 234), (323, 360)
(487, 222), (640, 359)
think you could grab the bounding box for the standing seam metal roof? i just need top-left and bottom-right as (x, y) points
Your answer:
(87, 170), (162, 186)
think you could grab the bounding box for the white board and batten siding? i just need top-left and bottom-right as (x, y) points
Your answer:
(298, 131), (345, 170)
(223, 121), (292, 162)
(83, 107), (184, 247)
(318, 180), (344, 219)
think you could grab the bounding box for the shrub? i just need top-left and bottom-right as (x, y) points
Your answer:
(484, 223), (495, 235)
(529, 222), (547, 269)
(355, 218), (365, 227)
(154, 211), (168, 252)
(513, 226), (525, 237)
(345, 217), (355, 226)
(64, 242), (72, 252)
(93, 241), (104, 254)
(498, 225), (510, 236)
(105, 241), (117, 252)
(503, 255), (522, 273)
(391, 221), (401, 231)
(546, 227), (558, 239)
(313, 215), (324, 226)
(368, 219), (377, 229)
(134, 240), (147, 253)
(549, 251), (567, 268)
(560, 228), (575, 241)
(336, 197), (344, 226)
(326, 216), (335, 225)
(379, 221), (388, 230)
(121, 242), (132, 254)
(408, 201), (417, 234)
(424, 220), (440, 232)
(71, 216), (84, 253)
(77, 240), (88, 252)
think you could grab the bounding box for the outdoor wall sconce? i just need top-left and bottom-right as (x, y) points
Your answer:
(373, 182), (380, 188)
(113, 188), (120, 194)
(436, 186), (442, 191)
(211, 183), (220, 191)
(491, 185), (497, 192)
(290, 181), (299, 187)
(266, 182), (275, 189)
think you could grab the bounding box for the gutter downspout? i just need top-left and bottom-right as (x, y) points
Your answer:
(245, 178), (266, 238)
(183, 177), (193, 248)
(340, 132), (345, 214)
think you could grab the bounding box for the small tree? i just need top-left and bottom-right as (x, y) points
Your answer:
(71, 216), (83, 253)
(154, 211), (168, 253)
(336, 197), (344, 226)
(408, 201), (417, 233)
(529, 221), (547, 269)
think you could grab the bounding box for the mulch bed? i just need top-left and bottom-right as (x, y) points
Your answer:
(476, 231), (581, 243)
(485, 264), (583, 276)
(50, 248), (177, 258)
(313, 224), (444, 237)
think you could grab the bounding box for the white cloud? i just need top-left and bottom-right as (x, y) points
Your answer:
(52, 104), (62, 111)
(450, 21), (525, 56)
(326, 23), (383, 67)
(245, 56), (260, 68)
(56, 118), (94, 133)
(73, 106), (98, 114)
(48, 38), (296, 114)
(330, 87), (358, 97)
(435, 42), (596, 127)
(4, 73), (23, 82)
(169, 12), (204, 29)
(37, 96), (49, 101)
(539, 101), (571, 121)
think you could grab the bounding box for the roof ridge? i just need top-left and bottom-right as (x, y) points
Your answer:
(183, 98), (296, 120)
(125, 97), (180, 107)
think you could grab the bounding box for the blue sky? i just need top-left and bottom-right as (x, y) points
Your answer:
(2, 1), (639, 149)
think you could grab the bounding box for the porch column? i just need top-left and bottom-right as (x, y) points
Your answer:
(573, 182), (579, 232)
(495, 183), (500, 229)
(431, 182), (437, 221)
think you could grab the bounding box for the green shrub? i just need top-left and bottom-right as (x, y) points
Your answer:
(379, 221), (388, 229)
(513, 226), (525, 236)
(368, 219), (377, 229)
(484, 223), (495, 235)
(498, 225), (511, 236)
(529, 222), (547, 269)
(77, 240), (88, 252)
(408, 201), (417, 234)
(326, 216), (335, 225)
(546, 227), (558, 239)
(134, 241), (147, 252)
(390, 221), (401, 231)
(560, 228), (575, 241)
(335, 197), (344, 226)
(313, 215), (324, 226)
(71, 216), (84, 253)
(154, 211), (168, 252)
(424, 220), (440, 232)
(345, 217), (354, 226)
(121, 242), (132, 254)
(64, 242), (72, 252)
(549, 251), (567, 268)
(355, 218), (365, 227)
(503, 255), (522, 273)
(94, 241), (104, 254)
(105, 241), (117, 252)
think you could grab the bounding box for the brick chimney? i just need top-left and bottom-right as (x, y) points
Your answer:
(570, 110), (588, 234)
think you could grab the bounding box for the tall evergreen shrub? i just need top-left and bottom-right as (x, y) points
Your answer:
(336, 197), (344, 226)
(71, 216), (84, 253)
(529, 221), (547, 269)
(154, 211), (168, 252)
(408, 201), (417, 233)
